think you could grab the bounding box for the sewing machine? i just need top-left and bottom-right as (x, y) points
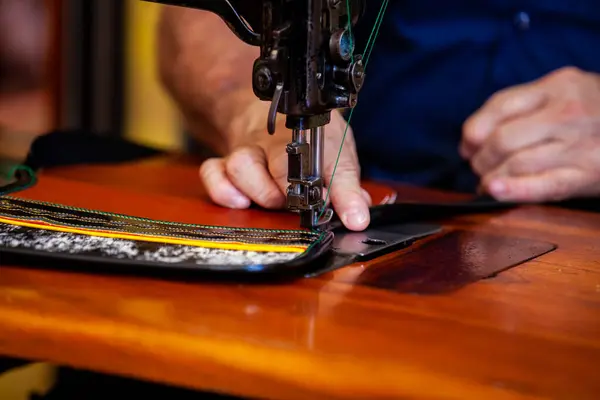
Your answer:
(142, 0), (366, 230)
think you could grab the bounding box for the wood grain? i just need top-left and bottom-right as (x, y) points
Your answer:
(0, 157), (599, 400)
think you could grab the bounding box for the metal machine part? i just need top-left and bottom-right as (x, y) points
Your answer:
(143, 0), (366, 230)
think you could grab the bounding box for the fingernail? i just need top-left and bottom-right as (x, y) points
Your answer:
(230, 194), (250, 208)
(474, 117), (492, 135)
(489, 180), (507, 196)
(469, 119), (493, 146)
(342, 210), (368, 230)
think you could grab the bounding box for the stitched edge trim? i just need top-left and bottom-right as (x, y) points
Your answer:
(0, 216), (307, 253)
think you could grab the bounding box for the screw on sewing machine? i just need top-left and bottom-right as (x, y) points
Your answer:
(254, 67), (273, 92)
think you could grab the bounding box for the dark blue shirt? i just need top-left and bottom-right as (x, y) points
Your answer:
(351, 1), (600, 193)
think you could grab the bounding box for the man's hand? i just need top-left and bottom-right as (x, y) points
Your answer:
(199, 111), (372, 231)
(158, 10), (370, 231)
(461, 67), (600, 202)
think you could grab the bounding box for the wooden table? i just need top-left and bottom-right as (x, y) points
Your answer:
(0, 156), (599, 399)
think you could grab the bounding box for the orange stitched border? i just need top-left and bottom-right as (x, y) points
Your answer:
(0, 216), (307, 254)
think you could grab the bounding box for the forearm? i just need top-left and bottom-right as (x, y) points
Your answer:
(157, 7), (267, 154)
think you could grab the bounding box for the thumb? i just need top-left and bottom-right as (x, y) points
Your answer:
(264, 115), (370, 231)
(325, 112), (370, 231)
(270, 144), (369, 231)
(326, 158), (370, 231)
(265, 144), (290, 198)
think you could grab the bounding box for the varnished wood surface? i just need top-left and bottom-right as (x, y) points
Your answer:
(0, 156), (599, 399)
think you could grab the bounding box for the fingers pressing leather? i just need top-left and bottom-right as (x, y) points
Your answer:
(224, 146), (286, 209)
(327, 160), (370, 231)
(321, 117), (369, 231)
(461, 83), (547, 159)
(265, 146), (291, 199)
(199, 158), (251, 209)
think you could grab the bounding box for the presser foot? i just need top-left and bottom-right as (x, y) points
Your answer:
(299, 207), (334, 231)
(285, 125), (330, 230)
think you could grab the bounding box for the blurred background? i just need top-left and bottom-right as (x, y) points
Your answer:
(0, 0), (183, 164)
(0, 0), (182, 397)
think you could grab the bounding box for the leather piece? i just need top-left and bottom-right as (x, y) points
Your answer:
(0, 168), (516, 279)
(331, 196), (517, 231)
(0, 196), (320, 248)
(0, 131), (530, 279)
(352, 230), (557, 294)
(0, 195), (334, 277)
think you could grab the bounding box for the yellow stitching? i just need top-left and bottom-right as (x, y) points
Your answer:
(0, 202), (311, 242)
(0, 217), (307, 253)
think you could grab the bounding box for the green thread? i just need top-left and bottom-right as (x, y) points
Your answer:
(363, 0), (389, 68)
(304, 230), (328, 254)
(319, 0), (390, 222)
